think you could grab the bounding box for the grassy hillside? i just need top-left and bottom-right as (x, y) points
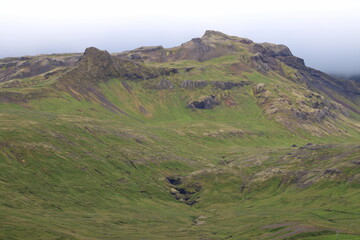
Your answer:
(0, 31), (360, 239)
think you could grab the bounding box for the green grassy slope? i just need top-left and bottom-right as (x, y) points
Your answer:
(1, 39), (360, 239)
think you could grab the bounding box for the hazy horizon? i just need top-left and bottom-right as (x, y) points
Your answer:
(1, 0), (360, 76)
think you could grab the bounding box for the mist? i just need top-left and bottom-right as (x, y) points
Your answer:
(1, 0), (360, 76)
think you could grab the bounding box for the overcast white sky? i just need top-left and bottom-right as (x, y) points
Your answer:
(1, 0), (360, 75)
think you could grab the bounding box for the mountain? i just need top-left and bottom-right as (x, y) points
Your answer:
(0, 30), (360, 240)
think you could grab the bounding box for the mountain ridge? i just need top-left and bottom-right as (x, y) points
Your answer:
(1, 31), (360, 134)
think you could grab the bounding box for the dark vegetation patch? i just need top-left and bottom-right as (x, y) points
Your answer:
(284, 230), (337, 240)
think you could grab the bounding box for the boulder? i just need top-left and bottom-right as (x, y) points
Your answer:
(187, 95), (220, 109)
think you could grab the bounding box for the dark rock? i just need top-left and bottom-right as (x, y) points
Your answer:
(293, 108), (335, 122)
(145, 78), (175, 90)
(251, 53), (270, 72)
(187, 95), (220, 109)
(129, 53), (142, 60)
(239, 38), (253, 44)
(181, 80), (208, 89)
(212, 81), (248, 90)
(170, 68), (179, 74)
(166, 176), (182, 185)
(180, 80), (249, 90)
(279, 56), (305, 68)
(291, 144), (297, 147)
(294, 111), (308, 120)
(260, 43), (293, 57)
(167, 177), (202, 205)
(18, 61), (31, 67)
(191, 38), (211, 52)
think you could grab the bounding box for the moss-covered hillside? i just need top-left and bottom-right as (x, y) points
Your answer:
(0, 31), (360, 240)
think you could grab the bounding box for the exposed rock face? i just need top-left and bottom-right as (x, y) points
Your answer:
(212, 81), (249, 90)
(166, 175), (201, 205)
(299, 68), (360, 115)
(180, 80), (250, 90)
(187, 95), (220, 109)
(253, 83), (351, 136)
(148, 78), (174, 89)
(77, 47), (120, 81)
(249, 38), (360, 115)
(251, 53), (270, 72)
(258, 43), (293, 57)
(250, 42), (305, 75)
(180, 80), (208, 89)
(166, 176), (182, 185)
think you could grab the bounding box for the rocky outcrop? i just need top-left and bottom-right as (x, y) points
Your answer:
(147, 78), (174, 89)
(187, 95), (220, 109)
(250, 39), (360, 114)
(166, 175), (202, 205)
(212, 81), (250, 90)
(253, 83), (351, 136)
(257, 43), (293, 57)
(251, 53), (270, 72)
(253, 83), (267, 94)
(180, 80), (208, 89)
(180, 80), (250, 90)
(0, 54), (81, 82)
